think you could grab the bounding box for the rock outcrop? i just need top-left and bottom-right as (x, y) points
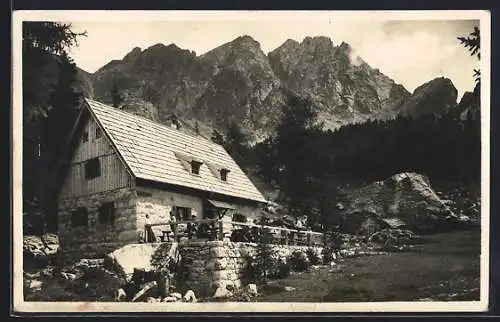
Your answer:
(104, 243), (162, 281)
(23, 233), (59, 257)
(343, 172), (470, 233)
(397, 77), (458, 118)
(268, 37), (410, 128)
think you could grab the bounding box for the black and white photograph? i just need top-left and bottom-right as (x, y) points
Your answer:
(12, 10), (490, 313)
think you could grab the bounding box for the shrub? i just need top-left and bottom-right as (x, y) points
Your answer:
(241, 255), (258, 284)
(306, 248), (320, 265)
(328, 231), (344, 250)
(274, 260), (291, 279)
(289, 251), (310, 272)
(253, 226), (277, 281)
(322, 246), (334, 264)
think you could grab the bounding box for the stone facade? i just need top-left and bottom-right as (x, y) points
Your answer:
(180, 240), (323, 296)
(135, 187), (203, 238)
(57, 187), (138, 261)
(57, 184), (265, 262)
(135, 186), (263, 239)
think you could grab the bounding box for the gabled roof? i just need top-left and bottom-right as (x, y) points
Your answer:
(84, 98), (267, 203)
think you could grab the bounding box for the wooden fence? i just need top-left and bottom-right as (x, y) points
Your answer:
(144, 219), (324, 247)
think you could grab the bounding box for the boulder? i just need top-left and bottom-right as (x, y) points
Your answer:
(105, 244), (160, 280)
(162, 296), (178, 302)
(41, 266), (55, 278)
(170, 292), (182, 300)
(23, 234), (59, 269)
(213, 286), (233, 299)
(246, 284), (258, 296)
(183, 290), (197, 303)
(343, 172), (470, 233)
(104, 242), (184, 281)
(23, 233), (59, 258)
(115, 288), (127, 301)
(60, 272), (77, 280)
(29, 279), (43, 291)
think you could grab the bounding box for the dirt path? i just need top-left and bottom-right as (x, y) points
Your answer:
(255, 230), (481, 302)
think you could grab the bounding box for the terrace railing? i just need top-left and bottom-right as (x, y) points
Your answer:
(143, 219), (324, 247)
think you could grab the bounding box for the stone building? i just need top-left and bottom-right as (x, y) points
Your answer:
(51, 98), (267, 260)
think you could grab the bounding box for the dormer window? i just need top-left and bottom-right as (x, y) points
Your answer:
(174, 151), (204, 176)
(206, 161), (230, 181)
(191, 160), (203, 175)
(220, 168), (230, 182)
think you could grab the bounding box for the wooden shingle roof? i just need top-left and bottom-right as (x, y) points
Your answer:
(85, 98), (267, 203)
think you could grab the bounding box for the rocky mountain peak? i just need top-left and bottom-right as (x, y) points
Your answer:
(123, 47), (142, 62)
(280, 38), (300, 48)
(303, 36), (334, 46)
(398, 77), (458, 118)
(338, 41), (352, 53)
(81, 35), (458, 143)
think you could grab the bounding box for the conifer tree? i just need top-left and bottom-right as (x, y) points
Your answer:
(211, 129), (225, 145)
(253, 216), (274, 281)
(224, 121), (248, 165)
(458, 26), (480, 84)
(195, 120), (200, 135)
(110, 84), (124, 108)
(22, 22), (86, 232)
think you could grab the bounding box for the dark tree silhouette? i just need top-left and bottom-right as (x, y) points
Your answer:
(41, 52), (82, 231)
(211, 129), (225, 146)
(224, 121), (248, 165)
(458, 26), (481, 83)
(22, 22), (86, 233)
(110, 85), (124, 108)
(195, 120), (200, 135)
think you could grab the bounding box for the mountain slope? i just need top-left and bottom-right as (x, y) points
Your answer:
(268, 37), (411, 128)
(79, 35), (460, 142)
(397, 77), (458, 118)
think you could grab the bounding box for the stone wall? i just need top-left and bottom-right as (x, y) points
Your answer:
(180, 240), (323, 297)
(58, 187), (138, 261)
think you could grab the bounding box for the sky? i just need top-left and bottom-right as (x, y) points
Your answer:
(63, 13), (480, 100)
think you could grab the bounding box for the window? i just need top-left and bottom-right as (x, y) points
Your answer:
(175, 206), (192, 221)
(220, 168), (230, 181)
(71, 207), (88, 228)
(191, 160), (202, 175)
(137, 190), (153, 197)
(84, 157), (101, 179)
(95, 127), (102, 139)
(82, 131), (89, 142)
(99, 202), (115, 225)
(233, 213), (247, 223)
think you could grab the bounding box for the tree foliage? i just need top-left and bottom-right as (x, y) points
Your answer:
(251, 96), (480, 231)
(194, 120), (200, 135)
(22, 22), (86, 233)
(224, 121), (248, 165)
(458, 26), (480, 59)
(211, 129), (225, 145)
(110, 85), (124, 108)
(458, 26), (481, 83)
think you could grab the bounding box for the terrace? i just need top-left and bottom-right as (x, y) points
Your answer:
(143, 218), (325, 247)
